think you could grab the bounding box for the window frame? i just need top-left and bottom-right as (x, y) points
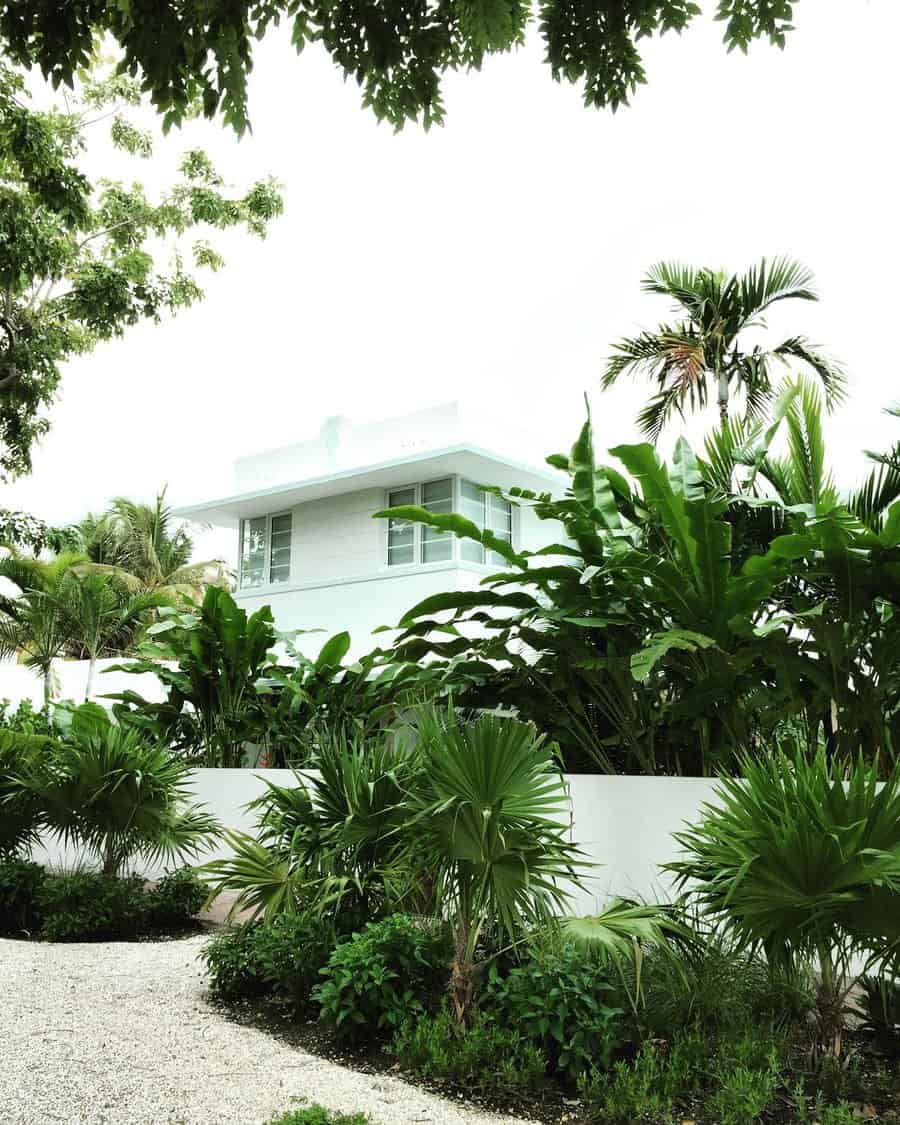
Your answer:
(383, 476), (514, 570)
(239, 509), (293, 590)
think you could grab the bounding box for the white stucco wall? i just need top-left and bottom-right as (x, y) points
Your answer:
(30, 770), (721, 910)
(0, 656), (167, 711)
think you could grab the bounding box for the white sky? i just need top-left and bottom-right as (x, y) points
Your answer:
(2, 0), (898, 566)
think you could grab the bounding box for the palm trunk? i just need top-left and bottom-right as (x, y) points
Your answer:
(717, 371), (729, 424)
(84, 654), (96, 701)
(43, 667), (52, 706)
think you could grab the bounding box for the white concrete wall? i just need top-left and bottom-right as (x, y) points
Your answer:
(30, 771), (721, 910)
(0, 656), (167, 710)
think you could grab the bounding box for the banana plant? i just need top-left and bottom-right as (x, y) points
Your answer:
(108, 586), (277, 767)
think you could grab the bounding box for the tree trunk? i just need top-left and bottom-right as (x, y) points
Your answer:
(102, 839), (119, 877)
(449, 922), (478, 1027)
(84, 655), (96, 701)
(717, 371), (729, 424)
(814, 949), (844, 1060)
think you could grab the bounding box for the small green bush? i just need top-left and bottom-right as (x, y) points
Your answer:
(35, 871), (146, 941)
(314, 914), (449, 1039)
(391, 1005), (547, 1094)
(485, 939), (625, 1080)
(266, 1107), (368, 1125)
(251, 912), (339, 1011)
(202, 912), (340, 1010)
(144, 868), (206, 927)
(203, 925), (270, 1001)
(0, 857), (47, 934)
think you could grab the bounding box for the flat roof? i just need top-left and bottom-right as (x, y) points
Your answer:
(173, 443), (564, 527)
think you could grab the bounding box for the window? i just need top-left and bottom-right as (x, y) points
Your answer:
(239, 512), (292, 588)
(387, 478), (453, 566)
(460, 480), (512, 566)
(386, 478), (512, 567)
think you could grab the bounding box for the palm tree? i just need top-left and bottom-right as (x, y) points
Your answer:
(603, 257), (846, 439)
(0, 552), (86, 702)
(0, 553), (164, 701)
(49, 572), (169, 700)
(73, 488), (231, 601)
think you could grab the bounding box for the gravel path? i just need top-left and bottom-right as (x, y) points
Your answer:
(0, 935), (539, 1125)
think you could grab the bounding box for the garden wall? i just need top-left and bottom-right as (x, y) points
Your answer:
(31, 769), (721, 912)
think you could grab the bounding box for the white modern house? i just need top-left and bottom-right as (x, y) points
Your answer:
(174, 404), (566, 658)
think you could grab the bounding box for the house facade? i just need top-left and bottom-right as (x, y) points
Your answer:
(174, 404), (565, 658)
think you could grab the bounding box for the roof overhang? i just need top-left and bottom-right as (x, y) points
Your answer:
(173, 444), (564, 528)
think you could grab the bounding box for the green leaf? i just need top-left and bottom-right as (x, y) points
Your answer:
(315, 631), (351, 671)
(630, 629), (717, 682)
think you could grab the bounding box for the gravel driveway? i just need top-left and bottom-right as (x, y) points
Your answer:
(0, 935), (538, 1125)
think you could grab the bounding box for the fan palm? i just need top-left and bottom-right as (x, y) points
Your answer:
(16, 703), (220, 876)
(402, 707), (585, 1023)
(669, 749), (900, 1058)
(604, 257), (845, 439)
(73, 488), (231, 601)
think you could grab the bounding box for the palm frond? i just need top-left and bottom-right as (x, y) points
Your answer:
(773, 336), (847, 410)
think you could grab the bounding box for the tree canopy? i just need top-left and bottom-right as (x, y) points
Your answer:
(0, 61), (283, 479)
(0, 2), (800, 133)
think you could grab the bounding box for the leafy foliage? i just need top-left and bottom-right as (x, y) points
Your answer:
(0, 729), (55, 854)
(266, 1107), (369, 1125)
(201, 728), (423, 920)
(34, 870), (147, 941)
(110, 586), (277, 766)
(0, 2), (801, 134)
(203, 913), (342, 1011)
(485, 939), (624, 1079)
(314, 914), (450, 1038)
(0, 60), (281, 478)
(375, 392), (900, 773)
(0, 855), (45, 933)
(400, 707), (585, 1022)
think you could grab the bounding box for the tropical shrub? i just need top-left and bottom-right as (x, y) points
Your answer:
(202, 913), (343, 1009)
(144, 868), (207, 927)
(635, 916), (813, 1036)
(203, 926), (271, 1002)
(579, 1027), (784, 1124)
(0, 698), (57, 738)
(314, 914), (449, 1038)
(484, 939), (625, 1079)
(390, 1006), (547, 1094)
(16, 703), (220, 876)
(374, 388), (900, 773)
(35, 871), (147, 941)
(670, 748), (900, 1057)
(0, 856), (46, 934)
